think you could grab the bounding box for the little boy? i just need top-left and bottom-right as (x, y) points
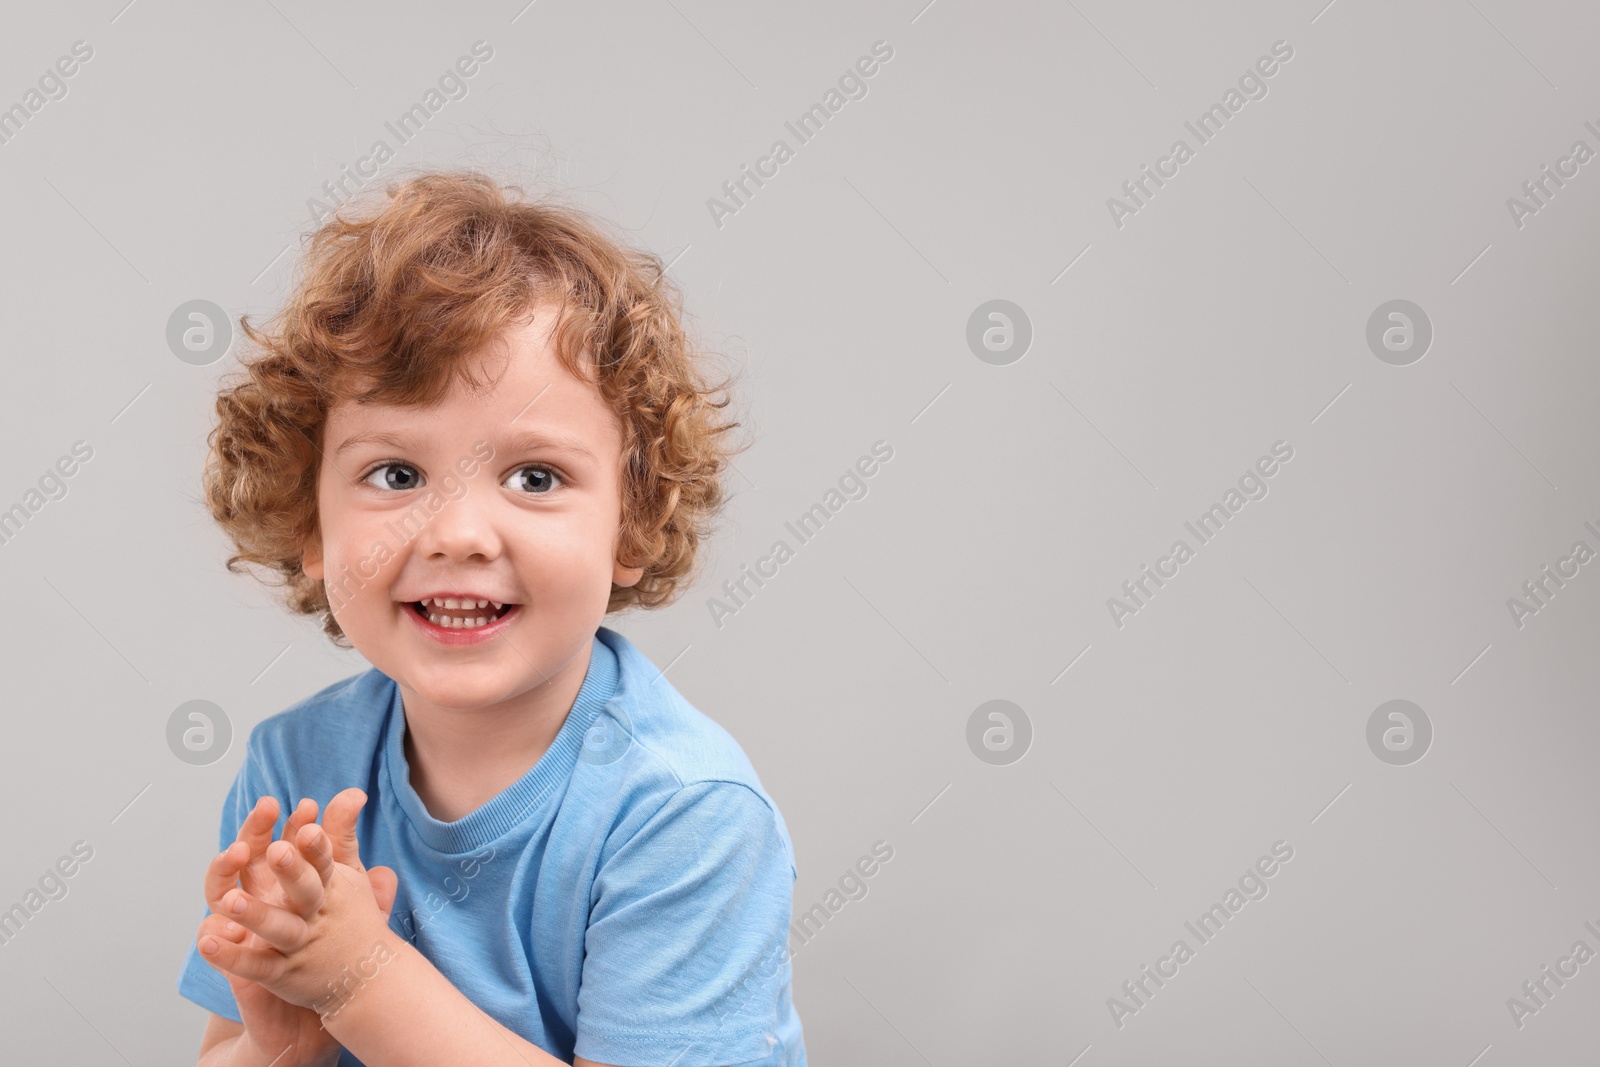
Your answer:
(177, 170), (806, 1066)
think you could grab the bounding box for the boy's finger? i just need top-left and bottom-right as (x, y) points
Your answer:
(368, 865), (399, 918)
(281, 797), (319, 849)
(215, 886), (308, 955)
(299, 823), (373, 902)
(320, 788), (371, 872)
(235, 796), (283, 899)
(254, 797), (318, 900)
(198, 913), (266, 956)
(294, 824), (339, 886)
(204, 840), (251, 910)
(239, 796), (280, 851)
(267, 836), (328, 915)
(197, 914), (282, 985)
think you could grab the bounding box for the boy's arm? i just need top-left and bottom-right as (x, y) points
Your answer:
(320, 938), (613, 1066)
(197, 1015), (245, 1065)
(197, 1014), (338, 1067)
(321, 945), (729, 1067)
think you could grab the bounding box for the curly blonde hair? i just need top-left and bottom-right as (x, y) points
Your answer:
(204, 168), (743, 646)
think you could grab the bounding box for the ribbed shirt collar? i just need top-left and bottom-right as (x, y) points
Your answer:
(380, 630), (620, 854)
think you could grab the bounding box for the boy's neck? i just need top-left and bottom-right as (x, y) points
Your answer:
(397, 640), (593, 823)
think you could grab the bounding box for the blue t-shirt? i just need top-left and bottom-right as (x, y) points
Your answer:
(176, 626), (806, 1066)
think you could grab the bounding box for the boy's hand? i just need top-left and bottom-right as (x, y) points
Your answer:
(199, 789), (399, 1018)
(200, 793), (397, 1065)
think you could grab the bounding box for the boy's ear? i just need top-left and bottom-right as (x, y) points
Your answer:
(611, 523), (643, 588)
(612, 558), (644, 589)
(302, 537), (324, 581)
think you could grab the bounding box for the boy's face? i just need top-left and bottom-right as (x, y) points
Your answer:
(301, 305), (643, 712)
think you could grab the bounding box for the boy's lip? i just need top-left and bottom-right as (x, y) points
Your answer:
(401, 590), (519, 607)
(403, 601), (523, 645)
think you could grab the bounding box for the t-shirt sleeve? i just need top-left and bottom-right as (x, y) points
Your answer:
(175, 729), (281, 1022)
(574, 780), (796, 1067)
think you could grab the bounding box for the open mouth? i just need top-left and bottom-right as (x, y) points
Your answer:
(408, 597), (517, 631)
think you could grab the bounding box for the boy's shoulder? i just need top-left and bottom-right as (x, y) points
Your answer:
(241, 666), (392, 781)
(596, 627), (796, 867)
(599, 626), (770, 796)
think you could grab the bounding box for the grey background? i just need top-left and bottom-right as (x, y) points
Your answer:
(0, 0), (1596, 1063)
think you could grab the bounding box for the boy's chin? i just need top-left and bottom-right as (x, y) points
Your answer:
(401, 671), (521, 711)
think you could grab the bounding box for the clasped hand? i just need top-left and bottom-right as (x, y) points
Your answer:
(198, 788), (399, 1019)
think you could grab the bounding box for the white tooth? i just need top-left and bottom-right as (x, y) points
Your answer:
(475, 599), (488, 609)
(429, 614), (443, 625)
(443, 598), (459, 610)
(472, 617), (487, 627)
(491, 601), (503, 611)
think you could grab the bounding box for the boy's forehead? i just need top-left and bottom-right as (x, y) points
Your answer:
(323, 348), (617, 456)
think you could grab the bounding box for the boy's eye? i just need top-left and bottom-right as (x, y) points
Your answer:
(362, 463), (423, 491)
(504, 465), (561, 495)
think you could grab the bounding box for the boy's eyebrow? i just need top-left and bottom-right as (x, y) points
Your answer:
(333, 428), (598, 463)
(498, 428), (598, 463)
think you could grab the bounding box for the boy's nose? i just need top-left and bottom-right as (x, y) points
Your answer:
(411, 483), (503, 562)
